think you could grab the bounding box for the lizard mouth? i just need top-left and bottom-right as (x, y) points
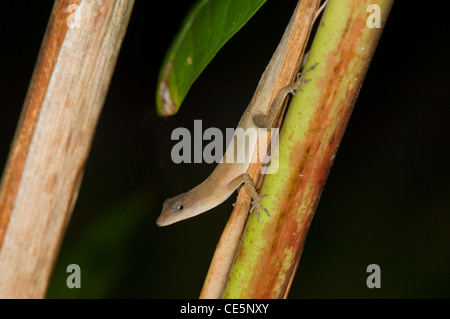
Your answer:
(156, 216), (167, 227)
(156, 212), (176, 227)
(156, 205), (172, 227)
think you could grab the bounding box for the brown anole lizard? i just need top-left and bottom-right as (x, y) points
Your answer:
(156, 63), (317, 227)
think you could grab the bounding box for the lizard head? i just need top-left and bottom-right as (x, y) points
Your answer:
(157, 178), (225, 226)
(157, 191), (203, 226)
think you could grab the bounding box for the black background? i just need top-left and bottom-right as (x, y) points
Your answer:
(0, 1), (449, 298)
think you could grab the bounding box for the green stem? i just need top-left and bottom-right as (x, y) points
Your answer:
(223, 0), (394, 298)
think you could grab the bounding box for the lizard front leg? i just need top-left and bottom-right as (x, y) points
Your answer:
(228, 173), (269, 221)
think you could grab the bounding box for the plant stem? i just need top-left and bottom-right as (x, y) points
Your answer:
(200, 0), (322, 299)
(223, 0), (394, 298)
(0, 0), (134, 298)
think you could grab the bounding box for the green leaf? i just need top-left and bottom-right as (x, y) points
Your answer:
(156, 0), (267, 116)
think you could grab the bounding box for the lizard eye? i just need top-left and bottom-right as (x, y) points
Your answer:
(177, 205), (184, 211)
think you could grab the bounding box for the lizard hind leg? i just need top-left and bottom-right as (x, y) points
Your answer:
(252, 62), (319, 129)
(292, 62), (319, 94)
(253, 113), (268, 128)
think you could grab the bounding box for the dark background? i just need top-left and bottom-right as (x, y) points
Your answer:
(0, 1), (449, 298)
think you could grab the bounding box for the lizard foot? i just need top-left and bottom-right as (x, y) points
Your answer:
(291, 62), (319, 94)
(249, 194), (270, 221)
